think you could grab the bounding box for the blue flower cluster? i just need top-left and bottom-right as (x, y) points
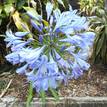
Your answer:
(5, 3), (95, 92)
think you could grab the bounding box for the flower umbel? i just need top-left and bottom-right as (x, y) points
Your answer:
(5, 3), (95, 92)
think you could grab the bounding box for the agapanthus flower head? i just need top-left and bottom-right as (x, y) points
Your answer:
(5, 3), (95, 92)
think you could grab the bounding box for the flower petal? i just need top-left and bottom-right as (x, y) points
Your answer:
(46, 2), (53, 20)
(16, 64), (28, 74)
(15, 32), (29, 37)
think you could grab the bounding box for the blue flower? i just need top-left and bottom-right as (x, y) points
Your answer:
(18, 48), (33, 63)
(39, 35), (43, 44)
(26, 55), (61, 92)
(54, 10), (87, 32)
(76, 58), (90, 71)
(16, 64), (28, 74)
(5, 4), (95, 93)
(46, 2), (53, 20)
(11, 38), (33, 51)
(31, 19), (42, 32)
(5, 30), (33, 51)
(76, 50), (89, 60)
(79, 32), (95, 46)
(5, 30), (22, 47)
(74, 54), (90, 70)
(15, 32), (30, 37)
(71, 61), (83, 79)
(5, 51), (20, 65)
(60, 35), (87, 49)
(54, 50), (70, 69)
(53, 8), (61, 22)
(26, 46), (45, 64)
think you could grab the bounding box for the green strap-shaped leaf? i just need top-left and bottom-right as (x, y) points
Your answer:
(95, 32), (105, 57)
(39, 90), (46, 104)
(26, 83), (33, 107)
(23, 7), (41, 21)
(49, 88), (59, 101)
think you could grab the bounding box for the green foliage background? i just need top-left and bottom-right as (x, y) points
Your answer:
(79, 0), (107, 65)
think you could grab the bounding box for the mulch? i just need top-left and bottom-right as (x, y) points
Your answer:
(0, 64), (107, 101)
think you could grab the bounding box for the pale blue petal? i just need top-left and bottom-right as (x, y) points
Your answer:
(39, 35), (43, 44)
(75, 56), (90, 70)
(54, 50), (70, 68)
(31, 20), (42, 32)
(15, 32), (29, 37)
(71, 62), (83, 79)
(5, 52), (20, 65)
(50, 15), (54, 26)
(16, 64), (28, 74)
(60, 27), (74, 34)
(53, 8), (61, 21)
(26, 46), (46, 63)
(54, 10), (78, 31)
(46, 2), (53, 20)
(80, 32), (95, 46)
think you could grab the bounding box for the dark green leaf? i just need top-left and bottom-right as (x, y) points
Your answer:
(95, 33), (105, 56)
(16, 0), (26, 9)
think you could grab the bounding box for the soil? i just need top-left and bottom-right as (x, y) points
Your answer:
(0, 64), (107, 101)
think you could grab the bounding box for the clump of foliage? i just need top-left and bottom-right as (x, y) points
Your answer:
(91, 9), (107, 64)
(79, 0), (104, 15)
(79, 0), (107, 65)
(0, 0), (27, 26)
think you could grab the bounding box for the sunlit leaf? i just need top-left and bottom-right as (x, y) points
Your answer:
(42, 19), (49, 26)
(4, 4), (12, 15)
(12, 11), (32, 38)
(23, 7), (41, 21)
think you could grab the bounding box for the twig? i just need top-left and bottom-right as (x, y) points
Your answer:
(88, 69), (92, 79)
(0, 72), (11, 78)
(0, 79), (13, 98)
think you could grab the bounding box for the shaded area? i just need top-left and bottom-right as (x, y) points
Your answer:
(69, 0), (79, 9)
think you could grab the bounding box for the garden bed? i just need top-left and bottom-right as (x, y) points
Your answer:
(0, 64), (107, 101)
